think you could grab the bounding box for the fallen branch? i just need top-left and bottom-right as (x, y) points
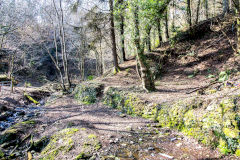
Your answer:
(186, 81), (222, 94)
(24, 92), (40, 105)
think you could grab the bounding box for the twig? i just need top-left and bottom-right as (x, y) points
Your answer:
(186, 81), (221, 94)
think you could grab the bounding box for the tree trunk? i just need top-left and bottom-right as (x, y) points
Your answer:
(187, 0), (192, 27)
(171, 0), (176, 31)
(120, 11), (127, 61)
(146, 25), (151, 52)
(109, 0), (119, 72)
(133, 3), (155, 92)
(223, 0), (230, 15)
(8, 54), (14, 80)
(52, 0), (69, 90)
(205, 0), (208, 19)
(236, 0), (240, 54)
(195, 0), (201, 24)
(165, 9), (169, 40)
(59, 0), (71, 88)
(157, 19), (162, 45)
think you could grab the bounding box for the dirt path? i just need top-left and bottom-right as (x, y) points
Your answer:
(33, 96), (234, 160)
(35, 96), (151, 146)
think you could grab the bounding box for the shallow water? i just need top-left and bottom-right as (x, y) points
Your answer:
(0, 103), (45, 131)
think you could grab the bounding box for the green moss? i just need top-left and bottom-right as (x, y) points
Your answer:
(223, 128), (239, 139)
(74, 84), (100, 104)
(206, 89), (217, 94)
(24, 92), (40, 104)
(103, 88), (146, 116)
(0, 150), (4, 158)
(75, 152), (92, 160)
(0, 120), (37, 145)
(218, 138), (231, 155)
(75, 152), (85, 160)
(32, 136), (50, 152)
(88, 134), (97, 139)
(236, 149), (240, 157)
(40, 128), (79, 160)
(16, 120), (36, 125)
(102, 87), (240, 156)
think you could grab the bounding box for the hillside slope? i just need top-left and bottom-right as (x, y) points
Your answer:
(74, 14), (240, 157)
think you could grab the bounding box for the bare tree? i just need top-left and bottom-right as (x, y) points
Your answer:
(52, 0), (71, 88)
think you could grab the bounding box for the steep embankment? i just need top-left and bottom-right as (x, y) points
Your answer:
(73, 14), (240, 158)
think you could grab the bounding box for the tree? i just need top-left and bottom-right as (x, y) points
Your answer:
(145, 24), (152, 52)
(109, 0), (119, 72)
(186, 0), (192, 28)
(157, 20), (163, 45)
(204, 0), (208, 19)
(132, 2), (155, 92)
(53, 0), (71, 88)
(116, 0), (127, 61)
(164, 8), (169, 40)
(129, 0), (171, 91)
(195, 0), (201, 24)
(232, 0), (240, 54)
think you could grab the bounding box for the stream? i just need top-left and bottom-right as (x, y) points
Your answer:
(0, 100), (46, 131)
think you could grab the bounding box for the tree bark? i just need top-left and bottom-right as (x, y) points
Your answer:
(53, 0), (70, 89)
(59, 0), (71, 88)
(223, 0), (230, 15)
(165, 9), (169, 40)
(120, 9), (127, 61)
(187, 0), (192, 27)
(171, 0), (176, 31)
(146, 25), (151, 52)
(157, 19), (162, 45)
(205, 0), (209, 19)
(133, 4), (155, 92)
(109, 0), (119, 72)
(236, 0), (240, 54)
(195, 0), (201, 24)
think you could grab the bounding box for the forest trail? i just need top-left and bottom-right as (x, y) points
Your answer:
(1, 13), (240, 160)
(32, 96), (230, 160)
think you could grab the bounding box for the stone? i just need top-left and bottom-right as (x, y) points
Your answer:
(176, 143), (182, 147)
(147, 147), (155, 151)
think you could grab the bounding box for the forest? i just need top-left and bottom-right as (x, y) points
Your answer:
(1, 0), (240, 159)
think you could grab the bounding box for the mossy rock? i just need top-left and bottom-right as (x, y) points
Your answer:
(31, 136), (50, 152)
(75, 152), (92, 160)
(0, 75), (9, 82)
(0, 74), (18, 84)
(0, 120), (37, 145)
(40, 128), (79, 160)
(74, 83), (104, 104)
(38, 128), (101, 160)
(103, 87), (146, 116)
